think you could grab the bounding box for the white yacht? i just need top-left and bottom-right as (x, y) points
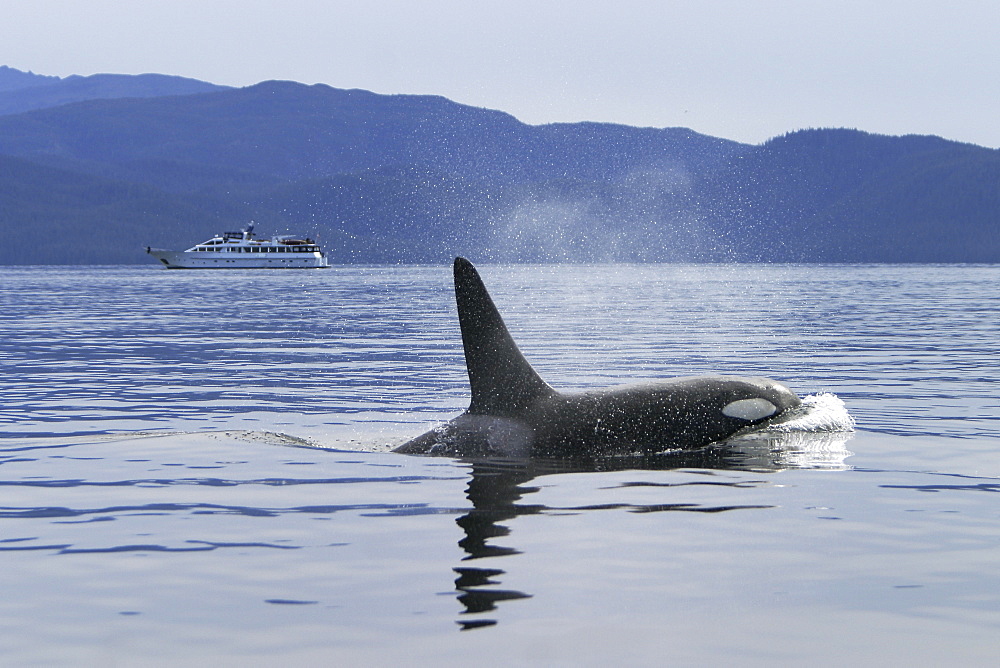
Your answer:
(147, 226), (330, 269)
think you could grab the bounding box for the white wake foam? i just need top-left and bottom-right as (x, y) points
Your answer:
(762, 392), (856, 433)
(729, 393), (856, 470)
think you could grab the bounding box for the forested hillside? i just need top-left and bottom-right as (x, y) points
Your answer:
(0, 69), (996, 264)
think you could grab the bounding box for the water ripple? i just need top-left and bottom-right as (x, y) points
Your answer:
(0, 501), (456, 520)
(2, 264), (997, 441)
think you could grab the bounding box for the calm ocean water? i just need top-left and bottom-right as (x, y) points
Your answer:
(1, 263), (998, 665)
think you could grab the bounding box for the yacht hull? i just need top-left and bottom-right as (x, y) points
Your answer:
(147, 248), (330, 269)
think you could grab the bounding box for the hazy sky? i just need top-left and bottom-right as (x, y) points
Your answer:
(3, 0), (998, 147)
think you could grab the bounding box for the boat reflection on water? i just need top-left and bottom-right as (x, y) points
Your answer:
(449, 428), (854, 630)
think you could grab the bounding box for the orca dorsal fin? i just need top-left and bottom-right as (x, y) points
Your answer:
(453, 257), (555, 415)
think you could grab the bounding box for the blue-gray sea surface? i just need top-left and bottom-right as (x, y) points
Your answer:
(1, 263), (998, 665)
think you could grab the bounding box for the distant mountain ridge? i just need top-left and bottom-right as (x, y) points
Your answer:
(0, 66), (61, 91)
(0, 66), (229, 115)
(0, 79), (740, 186)
(0, 67), (996, 264)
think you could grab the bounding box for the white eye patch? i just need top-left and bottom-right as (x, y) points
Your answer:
(722, 398), (778, 421)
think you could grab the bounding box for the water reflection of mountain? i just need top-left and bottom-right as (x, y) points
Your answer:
(451, 431), (852, 629)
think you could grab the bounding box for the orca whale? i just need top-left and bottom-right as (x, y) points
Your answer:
(394, 258), (801, 458)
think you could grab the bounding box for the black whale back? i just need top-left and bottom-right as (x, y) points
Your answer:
(454, 257), (556, 415)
